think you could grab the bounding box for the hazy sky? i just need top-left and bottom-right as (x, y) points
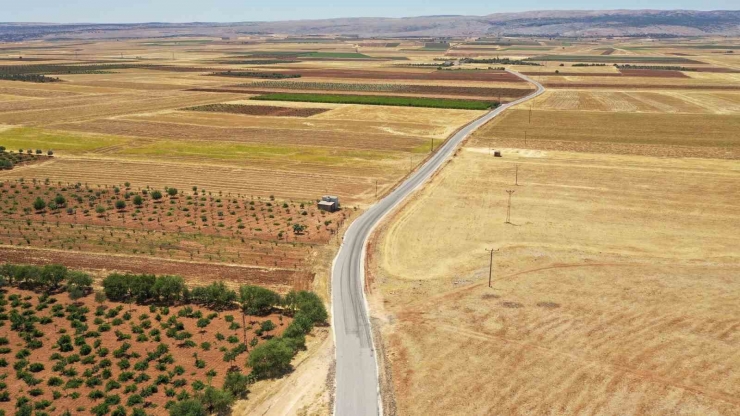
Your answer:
(5, 0), (738, 23)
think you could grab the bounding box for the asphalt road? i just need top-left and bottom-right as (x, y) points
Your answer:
(331, 71), (545, 416)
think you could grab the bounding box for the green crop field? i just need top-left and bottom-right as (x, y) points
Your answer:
(251, 93), (495, 110)
(0, 127), (130, 153)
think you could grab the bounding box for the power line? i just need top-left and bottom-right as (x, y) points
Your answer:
(485, 248), (499, 288)
(505, 190), (515, 224)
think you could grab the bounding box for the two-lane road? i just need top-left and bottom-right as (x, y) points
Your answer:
(331, 71), (545, 416)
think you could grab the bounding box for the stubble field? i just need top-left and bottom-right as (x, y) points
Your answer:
(370, 38), (740, 416)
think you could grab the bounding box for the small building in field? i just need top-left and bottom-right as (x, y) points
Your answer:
(322, 195), (340, 207)
(318, 201), (338, 212)
(318, 195), (340, 212)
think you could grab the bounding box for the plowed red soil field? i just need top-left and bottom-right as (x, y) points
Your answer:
(0, 287), (292, 415)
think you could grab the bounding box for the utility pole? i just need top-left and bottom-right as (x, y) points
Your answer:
(505, 190), (515, 224)
(515, 164), (519, 186)
(485, 248), (499, 288)
(430, 138), (434, 152)
(375, 180), (378, 199)
(529, 102), (533, 124)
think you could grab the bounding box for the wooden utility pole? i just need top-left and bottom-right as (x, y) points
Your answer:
(505, 190), (515, 224)
(485, 248), (498, 288)
(515, 164), (519, 186)
(430, 138), (434, 152)
(375, 180), (378, 199)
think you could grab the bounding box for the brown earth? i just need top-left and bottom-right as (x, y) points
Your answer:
(618, 69), (690, 78)
(184, 104), (331, 117)
(0, 286), (292, 415)
(542, 83), (740, 90)
(255, 69), (527, 82)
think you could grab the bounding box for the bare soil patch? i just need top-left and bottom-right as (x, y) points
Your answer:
(184, 104), (331, 117)
(543, 82), (740, 90)
(0, 287), (291, 415)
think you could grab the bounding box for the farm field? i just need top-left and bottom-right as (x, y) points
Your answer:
(4, 34), (740, 415)
(0, 37), (492, 288)
(0, 35), (499, 415)
(370, 38), (740, 416)
(370, 148), (740, 415)
(0, 263), (328, 416)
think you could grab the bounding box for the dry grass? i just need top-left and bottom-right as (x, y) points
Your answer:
(470, 108), (740, 158)
(371, 148), (740, 415)
(528, 89), (740, 114)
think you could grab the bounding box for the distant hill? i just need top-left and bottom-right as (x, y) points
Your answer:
(2, 10), (740, 41)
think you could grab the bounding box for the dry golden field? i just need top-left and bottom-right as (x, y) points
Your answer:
(371, 148), (740, 415)
(370, 39), (740, 416)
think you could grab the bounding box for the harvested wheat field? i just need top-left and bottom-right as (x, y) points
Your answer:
(370, 148), (740, 415)
(528, 89), (740, 114)
(470, 108), (740, 159)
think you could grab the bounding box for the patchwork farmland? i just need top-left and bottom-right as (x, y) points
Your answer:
(2, 32), (740, 416)
(0, 35), (510, 415)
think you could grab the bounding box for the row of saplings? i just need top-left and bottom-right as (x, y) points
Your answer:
(0, 146), (53, 170)
(0, 263), (328, 416)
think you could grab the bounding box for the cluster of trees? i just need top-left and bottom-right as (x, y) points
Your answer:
(102, 273), (186, 305)
(0, 73), (61, 83)
(0, 263), (93, 299)
(210, 71), (301, 79)
(100, 272), (327, 380)
(15, 148), (53, 155)
(1, 262), (329, 414)
(0, 146), (53, 170)
(31, 194), (67, 212)
(460, 57), (541, 66)
(616, 64), (694, 71)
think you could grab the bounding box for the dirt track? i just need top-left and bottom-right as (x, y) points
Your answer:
(0, 246), (311, 291)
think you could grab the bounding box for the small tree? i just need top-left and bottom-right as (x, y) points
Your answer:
(222, 371), (252, 399)
(151, 190), (163, 202)
(201, 387), (233, 415)
(115, 200), (126, 211)
(247, 338), (294, 379)
(168, 399), (207, 416)
(102, 274), (130, 302)
(54, 194), (66, 207)
(292, 224), (306, 235)
(133, 195), (143, 207)
(152, 275), (184, 305)
(47, 150), (54, 156)
(33, 197), (46, 212)
(40, 264), (67, 291)
(95, 205), (106, 216)
(67, 271), (93, 300)
(167, 188), (178, 198)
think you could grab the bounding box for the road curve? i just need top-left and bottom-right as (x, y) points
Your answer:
(331, 71), (545, 416)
